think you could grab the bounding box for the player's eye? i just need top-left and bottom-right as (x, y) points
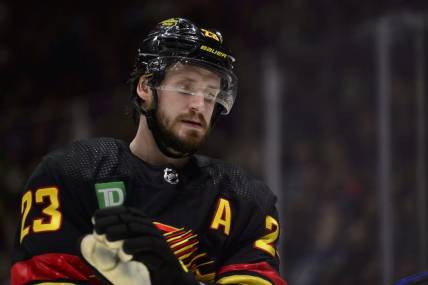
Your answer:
(177, 87), (193, 96)
(172, 83), (194, 95)
(204, 92), (216, 102)
(204, 88), (220, 102)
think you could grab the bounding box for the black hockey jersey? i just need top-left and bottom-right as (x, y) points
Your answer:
(11, 137), (286, 285)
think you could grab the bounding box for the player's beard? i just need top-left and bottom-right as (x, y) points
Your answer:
(156, 110), (211, 154)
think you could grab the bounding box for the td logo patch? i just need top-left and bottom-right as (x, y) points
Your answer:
(95, 181), (126, 208)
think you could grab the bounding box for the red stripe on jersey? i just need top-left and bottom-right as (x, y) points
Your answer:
(218, 261), (287, 285)
(154, 222), (178, 232)
(11, 253), (103, 285)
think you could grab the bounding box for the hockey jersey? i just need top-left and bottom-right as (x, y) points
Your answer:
(11, 137), (286, 285)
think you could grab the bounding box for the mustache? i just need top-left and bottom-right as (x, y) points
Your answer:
(176, 112), (208, 129)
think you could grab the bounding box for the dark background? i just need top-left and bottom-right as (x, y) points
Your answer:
(1, 1), (427, 284)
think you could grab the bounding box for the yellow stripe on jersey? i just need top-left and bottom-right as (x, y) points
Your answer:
(217, 274), (272, 285)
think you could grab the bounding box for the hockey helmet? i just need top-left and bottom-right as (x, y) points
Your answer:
(130, 18), (238, 158)
(131, 17), (238, 115)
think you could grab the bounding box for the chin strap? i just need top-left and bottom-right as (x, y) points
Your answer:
(133, 88), (193, 159)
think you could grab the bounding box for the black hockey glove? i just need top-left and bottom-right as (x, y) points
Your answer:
(81, 206), (201, 285)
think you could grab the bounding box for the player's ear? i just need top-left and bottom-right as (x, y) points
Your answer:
(136, 75), (153, 109)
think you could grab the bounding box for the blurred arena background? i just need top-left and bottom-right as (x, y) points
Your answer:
(1, 1), (427, 284)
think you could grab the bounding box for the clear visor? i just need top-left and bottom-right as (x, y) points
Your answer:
(146, 56), (238, 115)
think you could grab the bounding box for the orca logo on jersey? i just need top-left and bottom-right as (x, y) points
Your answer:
(95, 181), (126, 208)
(154, 222), (216, 282)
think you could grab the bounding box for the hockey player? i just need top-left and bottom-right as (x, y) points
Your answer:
(11, 17), (287, 285)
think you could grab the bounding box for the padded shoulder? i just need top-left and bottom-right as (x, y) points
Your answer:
(194, 155), (277, 213)
(46, 137), (129, 182)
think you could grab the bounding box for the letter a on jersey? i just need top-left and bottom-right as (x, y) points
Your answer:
(210, 198), (232, 235)
(95, 181), (126, 208)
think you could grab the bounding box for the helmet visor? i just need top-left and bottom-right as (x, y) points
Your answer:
(146, 56), (238, 115)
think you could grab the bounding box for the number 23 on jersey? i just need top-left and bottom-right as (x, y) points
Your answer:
(20, 187), (62, 243)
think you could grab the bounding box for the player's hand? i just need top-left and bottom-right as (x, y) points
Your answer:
(84, 206), (201, 285)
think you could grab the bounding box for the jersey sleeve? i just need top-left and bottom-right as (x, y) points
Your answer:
(10, 155), (101, 285)
(215, 180), (287, 285)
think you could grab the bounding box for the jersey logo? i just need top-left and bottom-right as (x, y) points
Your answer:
(164, 168), (179, 184)
(95, 181), (126, 208)
(154, 222), (216, 282)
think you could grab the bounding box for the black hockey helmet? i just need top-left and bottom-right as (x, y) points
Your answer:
(130, 18), (238, 158)
(131, 17), (238, 116)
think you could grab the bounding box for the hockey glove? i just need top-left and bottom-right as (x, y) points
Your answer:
(80, 232), (151, 285)
(82, 206), (201, 285)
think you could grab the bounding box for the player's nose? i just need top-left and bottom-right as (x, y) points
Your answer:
(188, 93), (206, 111)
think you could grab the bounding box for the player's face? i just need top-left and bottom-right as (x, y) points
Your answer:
(156, 63), (220, 153)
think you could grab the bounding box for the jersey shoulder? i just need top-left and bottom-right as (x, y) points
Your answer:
(194, 155), (277, 212)
(43, 137), (129, 182)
